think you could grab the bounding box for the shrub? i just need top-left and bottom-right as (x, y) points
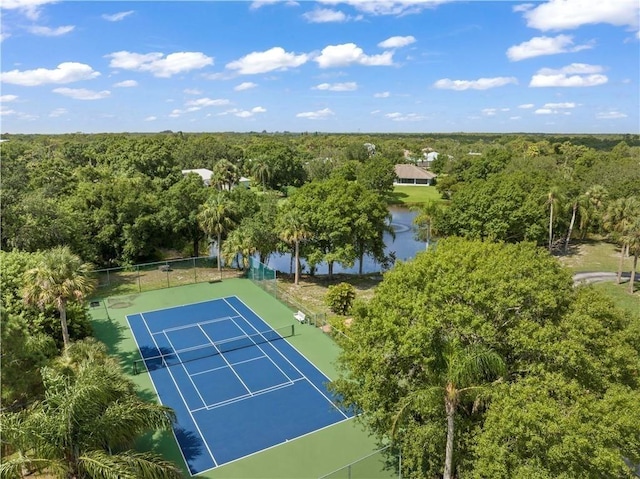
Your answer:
(325, 282), (356, 315)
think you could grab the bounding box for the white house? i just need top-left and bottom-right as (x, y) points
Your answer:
(394, 164), (437, 186)
(181, 169), (214, 186)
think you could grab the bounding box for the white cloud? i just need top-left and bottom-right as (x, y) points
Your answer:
(510, 116), (522, 120)
(513, 4), (534, 13)
(534, 103), (575, 115)
(303, 8), (348, 23)
(106, 51), (214, 78)
(482, 108), (498, 116)
(53, 88), (110, 100)
(145, 116), (157, 121)
(530, 63), (608, 87)
(313, 81), (358, 91)
(507, 35), (591, 61)
(226, 47), (309, 74)
(320, 1), (449, 17)
(0, 94), (18, 102)
(48, 107), (67, 117)
(250, 0), (299, 10)
(113, 79), (137, 88)
(102, 10), (134, 22)
(27, 25), (75, 36)
(543, 102), (577, 108)
(296, 107), (334, 119)
(519, 103), (535, 109)
(521, 0), (639, 31)
(378, 35), (416, 49)
(385, 112), (425, 121)
(374, 91), (390, 98)
(1, 32), (11, 42)
(596, 111), (627, 119)
(433, 76), (518, 90)
(183, 88), (202, 95)
(0, 0), (57, 20)
(234, 106), (267, 118)
(185, 97), (231, 107)
(0, 106), (17, 116)
(234, 81), (257, 91)
(1, 62), (100, 86)
(315, 43), (394, 68)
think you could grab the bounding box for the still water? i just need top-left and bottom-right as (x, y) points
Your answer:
(266, 206), (427, 275)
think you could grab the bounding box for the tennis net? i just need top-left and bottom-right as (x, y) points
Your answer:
(133, 324), (294, 374)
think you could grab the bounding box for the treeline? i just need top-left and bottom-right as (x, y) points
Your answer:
(3, 132), (639, 271)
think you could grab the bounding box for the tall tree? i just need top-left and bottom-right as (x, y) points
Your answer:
(603, 197), (640, 284)
(250, 158), (271, 192)
(0, 339), (183, 479)
(392, 339), (505, 479)
(276, 208), (311, 286)
(413, 200), (442, 250)
(545, 186), (565, 252)
(621, 215), (640, 293)
(197, 192), (236, 275)
(22, 247), (96, 350)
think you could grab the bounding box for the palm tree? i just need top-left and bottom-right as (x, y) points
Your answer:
(544, 187), (565, 253)
(22, 246), (96, 350)
(277, 210), (311, 286)
(251, 158), (271, 192)
(0, 339), (182, 479)
(212, 159), (239, 191)
(621, 216), (640, 293)
(198, 192), (236, 276)
(392, 339), (505, 479)
(412, 200), (442, 250)
(221, 226), (256, 271)
(579, 185), (608, 237)
(603, 197), (640, 284)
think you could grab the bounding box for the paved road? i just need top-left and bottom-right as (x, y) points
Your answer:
(573, 271), (636, 285)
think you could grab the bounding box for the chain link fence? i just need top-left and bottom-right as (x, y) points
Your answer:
(93, 256), (243, 296)
(318, 446), (401, 479)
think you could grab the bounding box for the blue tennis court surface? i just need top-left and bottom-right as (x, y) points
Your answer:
(127, 296), (352, 475)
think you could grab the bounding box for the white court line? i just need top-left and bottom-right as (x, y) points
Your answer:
(189, 355), (266, 378)
(126, 314), (195, 476)
(224, 297), (349, 420)
(230, 317), (295, 384)
(189, 377), (305, 413)
(198, 324), (252, 395)
(159, 314), (242, 333)
(162, 331), (208, 408)
(139, 313), (219, 469)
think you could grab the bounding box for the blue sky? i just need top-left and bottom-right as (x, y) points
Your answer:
(1, 0), (638, 134)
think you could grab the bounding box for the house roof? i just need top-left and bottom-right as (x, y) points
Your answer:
(181, 169), (214, 181)
(394, 164), (437, 180)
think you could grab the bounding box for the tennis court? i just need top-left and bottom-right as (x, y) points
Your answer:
(127, 295), (352, 476)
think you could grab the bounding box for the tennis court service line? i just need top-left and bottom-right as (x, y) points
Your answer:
(162, 331), (208, 408)
(198, 324), (253, 396)
(230, 316), (297, 384)
(160, 314), (242, 334)
(224, 297), (350, 420)
(140, 313), (219, 468)
(188, 354), (267, 377)
(189, 377), (306, 413)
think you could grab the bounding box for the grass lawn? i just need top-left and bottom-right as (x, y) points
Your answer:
(592, 282), (640, 319)
(388, 185), (444, 206)
(558, 239), (634, 273)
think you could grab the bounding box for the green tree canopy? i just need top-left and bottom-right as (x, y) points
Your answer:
(331, 238), (640, 478)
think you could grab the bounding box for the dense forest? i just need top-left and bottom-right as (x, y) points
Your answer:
(1, 131), (639, 478)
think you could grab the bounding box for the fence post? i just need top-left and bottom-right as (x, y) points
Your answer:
(106, 269), (110, 286)
(137, 265), (141, 292)
(166, 265), (170, 288)
(193, 257), (197, 284)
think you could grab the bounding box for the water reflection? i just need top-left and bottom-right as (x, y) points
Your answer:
(266, 206), (426, 275)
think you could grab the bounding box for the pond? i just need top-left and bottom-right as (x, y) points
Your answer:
(266, 206), (427, 275)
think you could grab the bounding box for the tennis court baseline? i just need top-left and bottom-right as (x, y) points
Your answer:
(127, 296), (352, 475)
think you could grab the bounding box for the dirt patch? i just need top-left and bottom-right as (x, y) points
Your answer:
(277, 273), (382, 316)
